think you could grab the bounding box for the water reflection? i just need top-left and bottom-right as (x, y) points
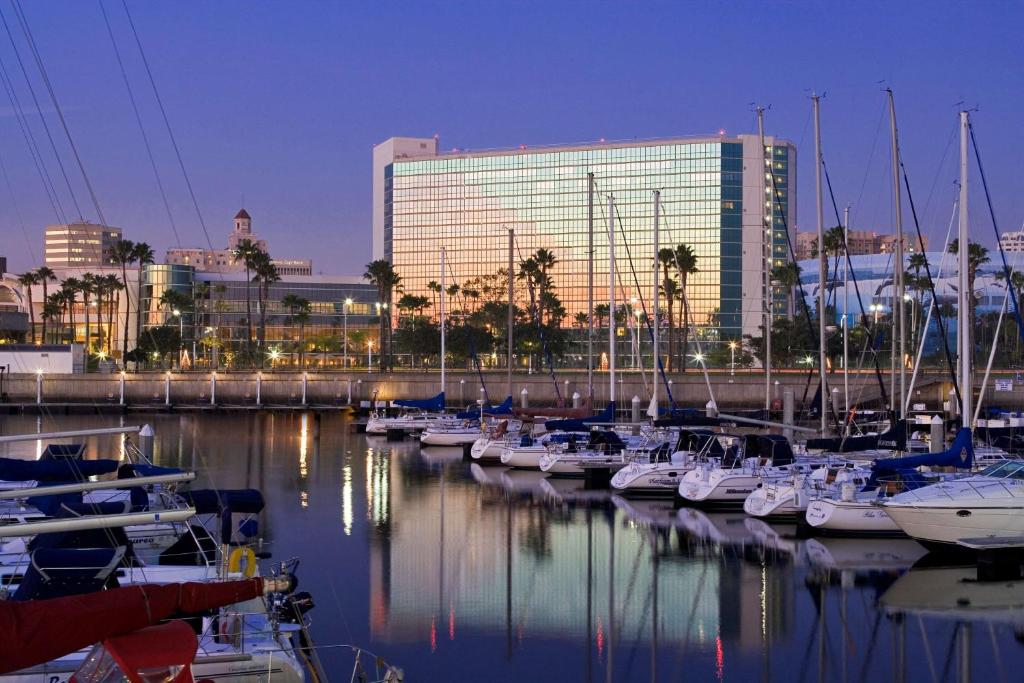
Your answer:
(2, 413), (1023, 681)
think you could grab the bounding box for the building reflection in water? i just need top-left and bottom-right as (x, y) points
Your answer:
(365, 450), (800, 680)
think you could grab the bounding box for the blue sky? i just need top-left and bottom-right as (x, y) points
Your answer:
(2, 0), (1022, 274)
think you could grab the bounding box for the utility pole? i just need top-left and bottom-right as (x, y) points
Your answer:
(608, 195), (616, 405)
(843, 205), (851, 430)
(440, 247), (446, 396)
(652, 190), (660, 414)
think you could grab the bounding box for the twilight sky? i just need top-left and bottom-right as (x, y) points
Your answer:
(2, 0), (1022, 275)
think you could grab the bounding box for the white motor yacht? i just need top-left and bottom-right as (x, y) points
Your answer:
(882, 451), (1024, 550)
(677, 434), (801, 507)
(612, 429), (734, 496)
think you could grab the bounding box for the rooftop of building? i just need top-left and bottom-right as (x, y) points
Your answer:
(234, 208), (251, 220)
(193, 270), (370, 286)
(381, 132), (795, 162)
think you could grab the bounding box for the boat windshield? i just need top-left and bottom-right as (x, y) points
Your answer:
(978, 460), (1024, 479)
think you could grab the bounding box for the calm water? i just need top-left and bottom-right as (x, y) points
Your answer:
(1, 411), (1023, 682)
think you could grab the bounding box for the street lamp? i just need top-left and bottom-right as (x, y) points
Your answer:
(728, 341), (738, 376)
(172, 309), (183, 370)
(343, 298), (352, 369)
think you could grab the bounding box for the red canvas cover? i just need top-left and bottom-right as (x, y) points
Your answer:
(0, 578), (264, 674)
(104, 622), (197, 681)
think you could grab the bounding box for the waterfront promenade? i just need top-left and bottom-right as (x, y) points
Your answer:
(0, 369), (977, 413)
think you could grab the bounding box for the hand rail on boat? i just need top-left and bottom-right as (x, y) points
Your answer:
(0, 425), (145, 444)
(0, 471), (196, 500)
(0, 507), (196, 538)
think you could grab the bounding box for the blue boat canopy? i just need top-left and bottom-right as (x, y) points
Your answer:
(872, 427), (973, 473)
(545, 402), (616, 432)
(393, 391), (445, 411)
(0, 457), (118, 483)
(117, 463), (183, 479)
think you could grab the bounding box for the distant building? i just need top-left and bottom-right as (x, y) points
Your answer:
(1000, 231), (1024, 253)
(794, 229), (927, 261)
(44, 222), (122, 269)
(142, 264), (377, 368)
(166, 210), (312, 276)
(0, 255), (7, 275)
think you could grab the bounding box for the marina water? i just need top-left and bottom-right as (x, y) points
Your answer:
(1, 412), (1020, 681)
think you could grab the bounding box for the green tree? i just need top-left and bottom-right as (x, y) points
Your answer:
(33, 266), (57, 346)
(251, 251), (280, 356)
(41, 295), (61, 343)
(59, 277), (82, 345)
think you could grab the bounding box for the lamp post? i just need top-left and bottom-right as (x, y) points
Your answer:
(172, 309), (183, 370)
(729, 341), (737, 376)
(343, 297), (352, 369)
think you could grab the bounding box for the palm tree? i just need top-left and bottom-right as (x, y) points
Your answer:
(517, 257), (541, 324)
(657, 248), (677, 370)
(445, 283), (461, 316)
(364, 260), (401, 371)
(132, 243), (155, 354)
(533, 248), (557, 323)
(251, 251), (280, 355)
(281, 295), (313, 368)
(232, 238), (261, 349)
(593, 303), (610, 332)
(59, 277), (81, 344)
(41, 296), (61, 343)
(949, 239), (990, 362)
(35, 266), (56, 345)
(109, 239), (136, 364)
(673, 244), (699, 371)
(16, 271), (39, 343)
(771, 262), (802, 321)
(80, 273), (97, 361)
(427, 280), (441, 317)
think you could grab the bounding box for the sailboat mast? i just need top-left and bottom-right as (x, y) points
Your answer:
(813, 94), (828, 435)
(507, 228), (514, 399)
(888, 89), (906, 419)
(587, 173), (595, 402)
(843, 205), (850, 428)
(652, 190), (660, 412)
(608, 194), (616, 405)
(958, 111), (971, 424)
(758, 107), (772, 412)
(441, 247), (446, 397)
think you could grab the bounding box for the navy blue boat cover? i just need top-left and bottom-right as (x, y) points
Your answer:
(0, 457), (118, 482)
(117, 463), (184, 479)
(806, 420), (907, 453)
(394, 391), (445, 411)
(544, 402), (616, 432)
(182, 488), (265, 515)
(13, 547), (125, 601)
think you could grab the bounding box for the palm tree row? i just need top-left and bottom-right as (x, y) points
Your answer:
(110, 239), (155, 363)
(26, 272), (124, 354)
(655, 244), (699, 371)
(231, 238), (281, 364)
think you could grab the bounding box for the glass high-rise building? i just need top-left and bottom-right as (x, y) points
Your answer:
(373, 135), (795, 341)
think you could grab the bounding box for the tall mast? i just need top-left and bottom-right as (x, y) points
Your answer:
(958, 111), (971, 424)
(608, 195), (616, 405)
(813, 94), (828, 435)
(440, 247), (446, 397)
(758, 107), (772, 412)
(843, 205), (850, 429)
(587, 173), (595, 403)
(507, 228), (514, 399)
(888, 89), (906, 419)
(652, 190), (660, 413)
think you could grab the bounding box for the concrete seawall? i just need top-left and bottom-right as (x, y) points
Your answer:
(0, 369), (975, 412)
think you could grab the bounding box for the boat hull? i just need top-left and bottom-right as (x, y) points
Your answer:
(805, 498), (902, 536)
(611, 463), (690, 495)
